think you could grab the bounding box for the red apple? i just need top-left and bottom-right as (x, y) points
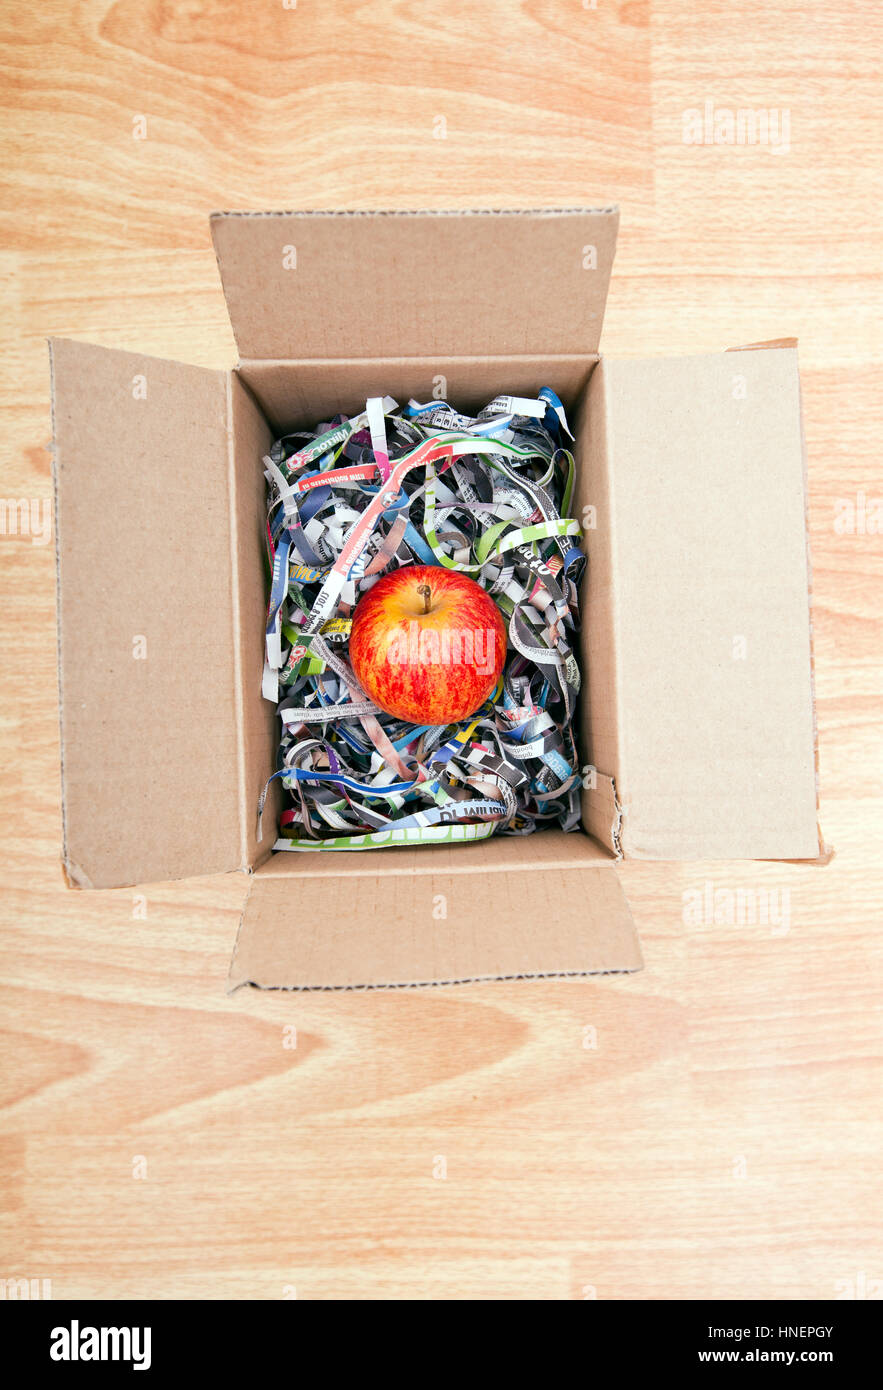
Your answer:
(349, 566), (507, 725)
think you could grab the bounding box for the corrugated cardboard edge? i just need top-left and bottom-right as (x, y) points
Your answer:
(211, 207), (619, 220)
(728, 339), (832, 867)
(582, 773), (624, 860)
(47, 339), (84, 887)
(49, 339), (101, 889)
(229, 967), (643, 994)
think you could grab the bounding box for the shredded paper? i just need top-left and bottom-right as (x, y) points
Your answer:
(259, 389), (585, 851)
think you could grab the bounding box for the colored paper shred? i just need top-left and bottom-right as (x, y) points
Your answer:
(259, 390), (586, 851)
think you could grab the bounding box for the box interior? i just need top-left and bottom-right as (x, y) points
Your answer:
(233, 352), (619, 879)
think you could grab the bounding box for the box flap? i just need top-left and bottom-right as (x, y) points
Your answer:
(595, 347), (819, 860)
(229, 835), (641, 990)
(50, 339), (245, 888)
(211, 208), (619, 360)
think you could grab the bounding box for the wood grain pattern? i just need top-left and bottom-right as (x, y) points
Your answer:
(1, 0), (881, 1300)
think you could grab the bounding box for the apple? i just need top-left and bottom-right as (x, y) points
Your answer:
(349, 565), (507, 725)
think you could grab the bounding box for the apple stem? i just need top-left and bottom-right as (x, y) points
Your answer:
(417, 583), (432, 614)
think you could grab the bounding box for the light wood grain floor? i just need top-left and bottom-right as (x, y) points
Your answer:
(1, 1), (881, 1300)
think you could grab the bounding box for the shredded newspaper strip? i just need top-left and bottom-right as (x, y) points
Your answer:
(259, 389), (586, 851)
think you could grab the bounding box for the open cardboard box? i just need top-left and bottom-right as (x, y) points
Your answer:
(49, 209), (824, 991)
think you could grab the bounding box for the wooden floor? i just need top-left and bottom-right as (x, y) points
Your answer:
(1, 1), (881, 1300)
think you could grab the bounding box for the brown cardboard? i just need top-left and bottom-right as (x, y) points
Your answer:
(211, 208), (619, 361)
(583, 349), (819, 860)
(572, 369), (621, 837)
(230, 833), (641, 991)
(227, 372), (278, 870)
(237, 354), (598, 437)
(49, 206), (825, 991)
(253, 826), (614, 878)
(50, 340), (244, 888)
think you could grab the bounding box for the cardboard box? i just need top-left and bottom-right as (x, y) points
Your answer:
(48, 209), (824, 990)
